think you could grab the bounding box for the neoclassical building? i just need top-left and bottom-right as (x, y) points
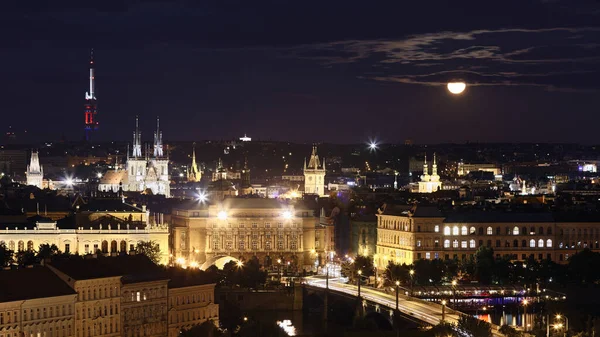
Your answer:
(99, 117), (170, 197)
(375, 204), (600, 268)
(0, 267), (77, 337)
(170, 198), (326, 271)
(0, 199), (169, 264)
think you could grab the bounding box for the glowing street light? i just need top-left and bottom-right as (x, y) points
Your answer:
(96, 172), (102, 179)
(217, 210), (228, 220)
(367, 139), (379, 152)
(282, 210), (293, 219)
(237, 261), (244, 268)
(197, 191), (208, 203)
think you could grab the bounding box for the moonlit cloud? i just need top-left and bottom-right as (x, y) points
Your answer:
(292, 27), (600, 91)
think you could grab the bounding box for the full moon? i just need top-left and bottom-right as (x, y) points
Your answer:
(447, 82), (466, 94)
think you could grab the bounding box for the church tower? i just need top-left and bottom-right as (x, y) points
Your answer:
(127, 116), (146, 192)
(26, 150), (43, 188)
(151, 117), (170, 197)
(187, 142), (201, 182)
(303, 146), (326, 197)
(418, 153), (442, 193)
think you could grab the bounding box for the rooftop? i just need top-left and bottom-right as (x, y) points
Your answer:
(0, 267), (76, 302)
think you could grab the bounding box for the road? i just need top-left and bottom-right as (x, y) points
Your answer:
(304, 276), (504, 337)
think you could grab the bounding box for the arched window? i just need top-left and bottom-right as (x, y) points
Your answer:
(522, 227), (527, 236)
(529, 239), (536, 248)
(444, 226), (451, 236)
(486, 227), (493, 235)
(27, 241), (34, 251)
(444, 240), (450, 248)
(513, 227), (519, 236)
(120, 241), (127, 252)
(101, 241), (108, 253)
(496, 227), (501, 235)
(548, 227), (553, 235)
(8, 241), (15, 250)
(461, 226), (468, 236)
(434, 225), (439, 233)
(452, 240), (459, 248)
(478, 227), (484, 235)
(514, 240), (519, 247)
(539, 227), (544, 235)
(538, 239), (544, 247)
(478, 240), (483, 247)
(470, 227), (476, 235)
(469, 239), (476, 248)
(18, 241), (24, 251)
(487, 240), (492, 247)
(530, 227), (535, 235)
(110, 241), (117, 253)
(452, 226), (459, 236)
(546, 239), (553, 248)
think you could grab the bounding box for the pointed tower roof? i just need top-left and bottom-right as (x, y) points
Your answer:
(307, 145), (322, 169)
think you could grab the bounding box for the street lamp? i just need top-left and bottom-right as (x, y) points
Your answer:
(277, 258), (282, 283)
(409, 269), (415, 297)
(357, 270), (363, 298)
(441, 300), (447, 322)
(556, 314), (568, 337)
(451, 280), (458, 306)
(395, 280), (400, 310)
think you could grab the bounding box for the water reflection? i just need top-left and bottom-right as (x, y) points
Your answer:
(475, 312), (537, 329)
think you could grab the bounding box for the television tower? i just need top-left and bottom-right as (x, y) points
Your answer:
(84, 49), (98, 141)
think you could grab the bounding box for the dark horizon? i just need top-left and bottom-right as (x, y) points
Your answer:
(2, 1), (599, 144)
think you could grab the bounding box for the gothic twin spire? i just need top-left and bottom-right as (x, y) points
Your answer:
(131, 116), (164, 158)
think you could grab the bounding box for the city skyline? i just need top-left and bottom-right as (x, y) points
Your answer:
(1, 1), (599, 144)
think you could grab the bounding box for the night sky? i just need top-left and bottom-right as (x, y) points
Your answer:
(2, 1), (600, 144)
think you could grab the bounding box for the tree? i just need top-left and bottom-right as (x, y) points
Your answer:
(499, 325), (523, 337)
(15, 250), (36, 267)
(474, 246), (495, 285)
(179, 320), (222, 337)
(135, 241), (162, 264)
(37, 243), (61, 261)
(383, 261), (409, 286)
(568, 249), (600, 284)
(457, 315), (492, 337)
(0, 242), (14, 267)
(353, 255), (375, 279)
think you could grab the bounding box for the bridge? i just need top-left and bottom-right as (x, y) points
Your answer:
(304, 276), (505, 337)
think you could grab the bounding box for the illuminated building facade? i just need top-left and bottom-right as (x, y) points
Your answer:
(418, 153), (442, 193)
(98, 117), (171, 197)
(26, 150), (44, 188)
(303, 146), (326, 197)
(170, 198), (323, 270)
(375, 205), (600, 268)
(84, 50), (99, 141)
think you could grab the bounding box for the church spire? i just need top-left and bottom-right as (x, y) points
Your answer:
(153, 116), (163, 157)
(432, 152), (438, 176)
(188, 142), (200, 182)
(423, 154), (428, 175)
(132, 116), (142, 158)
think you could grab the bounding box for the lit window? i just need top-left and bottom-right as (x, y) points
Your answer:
(538, 239), (544, 248)
(434, 225), (440, 233)
(469, 227), (476, 234)
(417, 240), (422, 247)
(452, 226), (459, 236)
(461, 226), (468, 236)
(461, 241), (467, 248)
(444, 240), (450, 248)
(425, 252), (431, 259)
(469, 239), (476, 248)
(453, 240), (459, 248)
(444, 226), (451, 235)
(487, 227), (493, 235)
(530, 239), (536, 248)
(136, 292), (141, 302)
(513, 227), (519, 235)
(546, 239), (552, 248)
